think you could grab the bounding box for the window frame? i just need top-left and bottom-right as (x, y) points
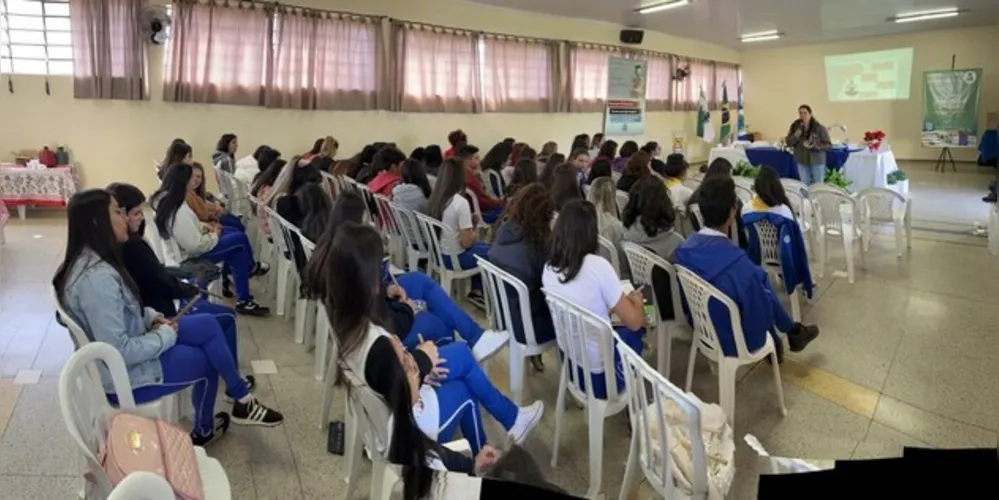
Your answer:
(0, 0), (72, 76)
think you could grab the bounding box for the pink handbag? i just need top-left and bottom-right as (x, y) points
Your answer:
(99, 412), (205, 500)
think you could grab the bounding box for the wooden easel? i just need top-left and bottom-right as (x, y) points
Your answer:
(933, 55), (959, 173)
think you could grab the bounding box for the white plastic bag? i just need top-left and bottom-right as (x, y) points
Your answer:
(743, 434), (834, 475)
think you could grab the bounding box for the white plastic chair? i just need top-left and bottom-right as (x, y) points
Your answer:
(476, 257), (557, 405)
(387, 200), (429, 273)
(783, 188), (816, 258)
(616, 334), (710, 500)
(597, 235), (622, 275)
(858, 187), (912, 259)
(615, 190), (630, 215)
(811, 186), (866, 283)
(689, 202), (741, 246)
(734, 182), (754, 205)
(486, 169), (504, 197)
(748, 220), (802, 322)
(780, 178), (809, 200)
(52, 287), (183, 424)
(108, 472), (175, 500)
(676, 266), (786, 424)
(682, 176), (702, 192)
(262, 205), (299, 318)
(543, 288), (630, 498)
(414, 213), (482, 299)
(59, 343), (231, 500)
(621, 242), (690, 378)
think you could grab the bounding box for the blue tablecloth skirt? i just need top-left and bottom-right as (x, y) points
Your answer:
(744, 147), (853, 180)
(978, 130), (997, 165)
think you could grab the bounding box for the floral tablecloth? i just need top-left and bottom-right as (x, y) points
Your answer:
(0, 164), (78, 207)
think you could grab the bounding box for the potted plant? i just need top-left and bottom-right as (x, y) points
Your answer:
(886, 169), (909, 196)
(823, 169), (853, 191)
(733, 160), (760, 178)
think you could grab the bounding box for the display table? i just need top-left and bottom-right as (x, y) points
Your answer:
(841, 149), (898, 192)
(709, 146), (853, 179)
(0, 164), (78, 219)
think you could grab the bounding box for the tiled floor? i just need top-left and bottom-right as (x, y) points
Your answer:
(1, 167), (997, 498)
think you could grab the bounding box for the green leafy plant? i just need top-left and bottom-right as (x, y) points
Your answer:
(823, 169), (853, 190)
(733, 160), (760, 178)
(886, 169), (908, 184)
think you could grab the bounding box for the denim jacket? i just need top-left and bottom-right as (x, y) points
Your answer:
(62, 249), (177, 393)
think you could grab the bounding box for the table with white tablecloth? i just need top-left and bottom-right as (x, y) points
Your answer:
(841, 149), (898, 192)
(0, 164), (78, 219)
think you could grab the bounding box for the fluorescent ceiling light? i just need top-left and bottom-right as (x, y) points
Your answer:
(741, 34), (781, 43)
(892, 7), (961, 23)
(637, 0), (690, 15)
(741, 30), (779, 39)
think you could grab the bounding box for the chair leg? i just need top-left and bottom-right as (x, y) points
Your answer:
(314, 311), (330, 382)
(294, 298), (307, 344)
(344, 403), (362, 496)
(718, 361), (738, 424)
(905, 216), (912, 250)
(817, 232), (827, 279)
(319, 351), (338, 429)
(550, 362), (568, 468)
(770, 351), (788, 416)
(276, 262), (289, 316)
(617, 432), (641, 500)
(585, 402), (607, 499)
(656, 322), (671, 379)
(440, 274), (453, 299)
(842, 236), (855, 284)
(509, 344), (525, 406)
(369, 460), (398, 500)
(789, 288), (801, 322)
(407, 248), (419, 273)
(894, 220), (903, 259)
(684, 344), (698, 392)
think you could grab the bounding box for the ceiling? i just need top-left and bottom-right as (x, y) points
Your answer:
(464, 0), (999, 49)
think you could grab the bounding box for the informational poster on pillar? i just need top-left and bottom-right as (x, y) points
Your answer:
(604, 57), (647, 136)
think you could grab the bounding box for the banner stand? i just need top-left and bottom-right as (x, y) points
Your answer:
(922, 55), (982, 174)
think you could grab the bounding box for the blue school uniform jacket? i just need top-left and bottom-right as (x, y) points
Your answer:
(742, 211), (814, 300)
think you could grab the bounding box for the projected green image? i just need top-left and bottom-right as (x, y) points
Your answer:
(824, 48), (914, 102)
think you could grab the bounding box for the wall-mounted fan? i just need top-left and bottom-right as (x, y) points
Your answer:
(674, 61), (691, 82)
(140, 6), (172, 45)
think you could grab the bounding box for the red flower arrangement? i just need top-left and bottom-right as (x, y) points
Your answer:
(863, 130), (886, 152)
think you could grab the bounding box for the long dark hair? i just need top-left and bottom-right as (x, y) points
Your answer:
(400, 159), (432, 199)
(286, 164), (322, 197)
(548, 200), (599, 283)
(506, 158), (539, 199)
(598, 140), (618, 159)
(151, 163), (193, 238)
(480, 141), (513, 172)
(162, 141), (191, 170)
(297, 183), (333, 242)
(688, 158), (734, 209)
(371, 147), (407, 176)
(52, 189), (141, 304)
(550, 163), (582, 211)
(427, 158), (467, 220)
(622, 176), (676, 237)
(623, 151), (651, 179)
(215, 133), (237, 157)
(423, 145), (444, 170)
(305, 192), (369, 301)
(587, 158), (613, 184)
(252, 159), (286, 196)
(107, 183), (147, 238)
(539, 153), (565, 189)
(503, 183), (552, 256)
(754, 165), (792, 210)
(384, 337), (438, 500)
(619, 140), (639, 158)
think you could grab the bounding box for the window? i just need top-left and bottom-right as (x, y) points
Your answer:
(713, 62), (739, 108)
(673, 58), (714, 111)
(642, 52), (672, 111)
(480, 36), (553, 112)
(570, 46), (610, 110)
(400, 27), (480, 112)
(0, 0), (72, 75)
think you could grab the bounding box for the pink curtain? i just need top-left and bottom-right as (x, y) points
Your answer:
(713, 62), (740, 108)
(397, 24), (480, 113)
(567, 43), (626, 113)
(267, 7), (382, 110)
(673, 57), (715, 111)
(70, 0), (147, 100)
(162, 0), (271, 106)
(637, 51), (672, 112)
(480, 35), (556, 113)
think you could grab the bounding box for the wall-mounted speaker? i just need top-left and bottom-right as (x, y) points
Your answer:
(620, 29), (645, 45)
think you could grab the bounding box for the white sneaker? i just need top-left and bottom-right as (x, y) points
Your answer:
(471, 329), (509, 363)
(507, 401), (544, 444)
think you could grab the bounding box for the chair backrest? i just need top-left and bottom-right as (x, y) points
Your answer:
(682, 176), (702, 191)
(387, 200), (428, 256)
(464, 188), (484, 223)
(733, 175), (754, 192)
(542, 288), (624, 403)
(426, 174), (438, 187)
(350, 378), (395, 461)
(734, 183), (754, 205)
(476, 256), (541, 349)
(615, 190), (630, 215)
(108, 471), (176, 500)
(597, 235), (621, 275)
(212, 163), (233, 202)
(262, 203), (295, 260)
(219, 168), (252, 219)
(857, 187), (907, 223)
(780, 178), (809, 200)
(372, 193), (400, 237)
(620, 242), (681, 325)
(810, 186), (859, 232)
(414, 213), (459, 273)
(321, 171), (354, 199)
(749, 219), (781, 268)
(616, 335), (709, 498)
(675, 265), (753, 360)
(59, 342), (139, 498)
(486, 169), (504, 198)
(143, 221), (166, 263)
(52, 286), (92, 350)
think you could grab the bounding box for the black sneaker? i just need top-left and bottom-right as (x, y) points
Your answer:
(466, 289), (486, 309)
(250, 262), (270, 278)
(191, 412), (231, 446)
(225, 375), (256, 403)
(236, 300), (271, 317)
(788, 323), (820, 352)
(221, 278), (234, 299)
(231, 396), (284, 427)
(984, 194), (997, 203)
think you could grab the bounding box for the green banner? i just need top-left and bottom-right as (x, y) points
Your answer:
(921, 68), (982, 148)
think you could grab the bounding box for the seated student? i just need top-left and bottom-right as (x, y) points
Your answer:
(612, 140), (639, 172)
(687, 158), (749, 249)
(367, 146), (408, 197)
(568, 148), (591, 185)
(392, 159), (433, 214)
(594, 139), (618, 165)
(641, 141), (662, 160)
(53, 190), (283, 446)
(456, 145), (504, 223)
(537, 141), (558, 164)
(588, 133), (605, 160)
(663, 153), (694, 208)
(502, 144), (534, 187)
(443, 129), (467, 160)
(109, 183), (253, 393)
(478, 141), (514, 196)
(188, 162), (245, 233)
(428, 158), (489, 300)
(542, 200), (647, 399)
(324, 192), (507, 360)
(587, 177), (630, 279)
(331, 159), (361, 181)
(152, 164), (270, 316)
(158, 140), (191, 180)
(504, 158), (538, 200)
(488, 184), (557, 372)
(616, 150), (652, 193)
(301, 136), (337, 164)
(211, 133), (238, 174)
(549, 163), (583, 213)
(674, 176), (820, 362)
(250, 157), (288, 237)
(587, 158), (613, 185)
(307, 222), (544, 459)
(623, 176), (684, 262)
(743, 165), (795, 220)
(423, 145), (445, 176)
(538, 153), (566, 190)
(235, 145), (279, 186)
